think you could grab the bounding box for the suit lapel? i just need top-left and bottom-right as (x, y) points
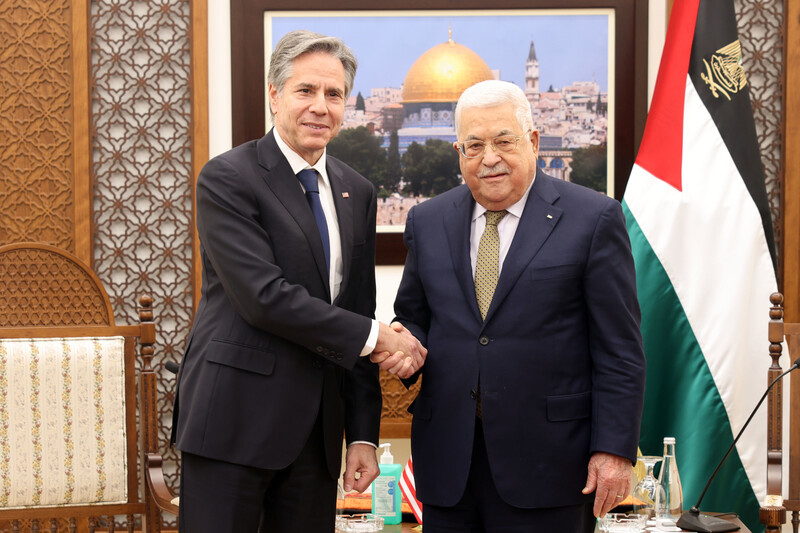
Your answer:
(328, 162), (353, 304)
(443, 186), (482, 323)
(483, 173), (562, 326)
(257, 132), (331, 298)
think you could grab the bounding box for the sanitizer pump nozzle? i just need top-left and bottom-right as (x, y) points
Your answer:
(379, 443), (394, 464)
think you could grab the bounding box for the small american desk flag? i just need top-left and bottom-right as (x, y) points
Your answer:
(399, 455), (422, 524)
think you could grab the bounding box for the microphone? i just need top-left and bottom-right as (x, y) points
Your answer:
(164, 360), (180, 375)
(676, 357), (800, 532)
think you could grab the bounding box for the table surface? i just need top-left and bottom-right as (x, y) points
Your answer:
(382, 525), (418, 532)
(378, 514), (750, 533)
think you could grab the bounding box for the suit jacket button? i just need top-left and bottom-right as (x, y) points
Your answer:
(479, 336), (490, 345)
(336, 353), (343, 360)
(316, 346), (324, 353)
(470, 389), (477, 399)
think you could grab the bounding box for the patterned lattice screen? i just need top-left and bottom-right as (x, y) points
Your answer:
(736, 0), (784, 272)
(90, 0), (193, 515)
(0, 0), (74, 250)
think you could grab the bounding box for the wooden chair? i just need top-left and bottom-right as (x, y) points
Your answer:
(0, 242), (177, 532)
(760, 292), (800, 532)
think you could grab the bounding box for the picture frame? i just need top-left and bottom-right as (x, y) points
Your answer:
(230, 0), (648, 265)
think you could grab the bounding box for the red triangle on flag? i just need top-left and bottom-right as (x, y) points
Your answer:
(635, 0), (700, 192)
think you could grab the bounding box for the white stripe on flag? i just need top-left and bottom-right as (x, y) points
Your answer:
(399, 456), (422, 524)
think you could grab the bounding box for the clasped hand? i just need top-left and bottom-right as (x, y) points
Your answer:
(370, 321), (427, 379)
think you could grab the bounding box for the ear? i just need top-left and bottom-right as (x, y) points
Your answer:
(453, 142), (460, 153)
(529, 130), (540, 157)
(268, 84), (279, 115)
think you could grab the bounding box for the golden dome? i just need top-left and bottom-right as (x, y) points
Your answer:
(402, 37), (494, 103)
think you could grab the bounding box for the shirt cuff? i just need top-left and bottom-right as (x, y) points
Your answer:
(348, 440), (378, 449)
(359, 319), (380, 356)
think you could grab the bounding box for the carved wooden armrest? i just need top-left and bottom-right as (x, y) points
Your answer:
(145, 453), (179, 516)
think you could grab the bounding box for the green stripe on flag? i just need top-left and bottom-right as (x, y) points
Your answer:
(623, 200), (761, 532)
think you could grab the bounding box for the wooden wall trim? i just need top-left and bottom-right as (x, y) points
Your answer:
(192, 0), (209, 309)
(73, 0), (91, 265)
(784, 0), (800, 323)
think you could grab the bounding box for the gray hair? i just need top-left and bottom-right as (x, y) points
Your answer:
(267, 30), (358, 121)
(454, 80), (534, 135)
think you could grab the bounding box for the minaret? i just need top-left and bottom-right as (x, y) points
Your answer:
(525, 40), (540, 106)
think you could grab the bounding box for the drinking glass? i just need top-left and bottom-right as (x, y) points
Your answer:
(631, 455), (662, 518)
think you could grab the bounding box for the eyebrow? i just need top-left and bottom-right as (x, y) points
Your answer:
(464, 129), (516, 141)
(293, 82), (343, 97)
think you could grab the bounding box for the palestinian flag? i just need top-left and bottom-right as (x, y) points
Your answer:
(621, 1), (778, 531)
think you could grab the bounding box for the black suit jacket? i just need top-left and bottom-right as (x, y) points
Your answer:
(172, 131), (381, 478)
(395, 171), (646, 508)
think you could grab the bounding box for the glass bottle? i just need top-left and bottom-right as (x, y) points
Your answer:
(655, 437), (683, 524)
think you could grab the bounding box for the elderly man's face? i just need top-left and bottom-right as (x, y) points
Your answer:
(269, 51), (346, 165)
(455, 103), (539, 211)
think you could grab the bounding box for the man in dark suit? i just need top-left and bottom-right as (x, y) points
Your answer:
(383, 80), (646, 532)
(172, 30), (425, 533)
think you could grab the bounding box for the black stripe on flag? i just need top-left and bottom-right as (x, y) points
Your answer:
(688, 0), (777, 271)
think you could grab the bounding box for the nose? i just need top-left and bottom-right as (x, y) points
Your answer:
(309, 92), (327, 114)
(481, 144), (502, 166)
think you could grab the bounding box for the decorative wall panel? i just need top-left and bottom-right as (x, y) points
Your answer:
(736, 0), (784, 273)
(90, 0), (193, 505)
(0, 0), (74, 250)
(379, 371), (420, 437)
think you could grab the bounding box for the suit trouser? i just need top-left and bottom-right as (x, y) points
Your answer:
(422, 419), (596, 533)
(178, 412), (337, 533)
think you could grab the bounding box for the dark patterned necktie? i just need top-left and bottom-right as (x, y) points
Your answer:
(296, 169), (330, 271)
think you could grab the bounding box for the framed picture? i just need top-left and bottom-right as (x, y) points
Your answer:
(231, 0), (647, 265)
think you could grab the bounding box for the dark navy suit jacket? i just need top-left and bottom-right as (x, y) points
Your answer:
(395, 170), (646, 508)
(172, 130), (381, 478)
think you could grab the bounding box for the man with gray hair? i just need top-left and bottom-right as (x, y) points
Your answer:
(172, 30), (425, 532)
(383, 79), (646, 531)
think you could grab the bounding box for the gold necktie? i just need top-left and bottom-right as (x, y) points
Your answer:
(475, 210), (507, 320)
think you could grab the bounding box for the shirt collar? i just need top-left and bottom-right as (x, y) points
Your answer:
(273, 127), (328, 177)
(471, 174), (536, 222)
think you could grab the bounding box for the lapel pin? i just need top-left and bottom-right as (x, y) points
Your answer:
(546, 214), (553, 219)
(342, 192), (350, 198)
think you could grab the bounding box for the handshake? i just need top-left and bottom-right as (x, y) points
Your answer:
(370, 321), (427, 379)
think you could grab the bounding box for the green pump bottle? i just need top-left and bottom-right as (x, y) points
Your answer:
(371, 443), (403, 524)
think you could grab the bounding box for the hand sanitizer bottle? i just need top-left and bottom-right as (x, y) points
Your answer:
(371, 443), (402, 525)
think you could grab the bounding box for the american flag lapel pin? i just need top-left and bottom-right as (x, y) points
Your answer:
(342, 192), (350, 198)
